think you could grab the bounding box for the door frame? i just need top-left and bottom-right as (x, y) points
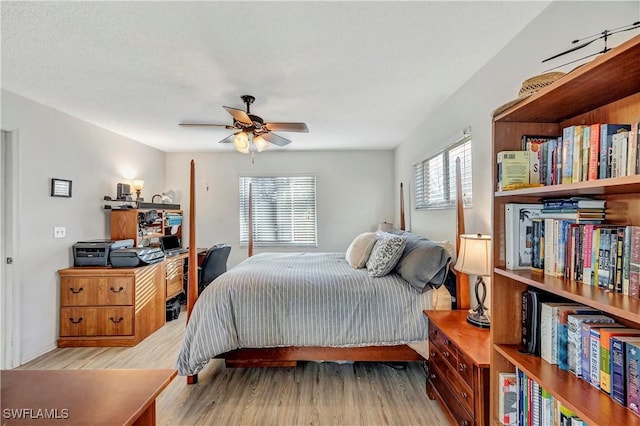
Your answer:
(1, 129), (21, 369)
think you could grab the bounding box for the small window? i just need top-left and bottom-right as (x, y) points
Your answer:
(414, 128), (472, 209)
(239, 176), (317, 247)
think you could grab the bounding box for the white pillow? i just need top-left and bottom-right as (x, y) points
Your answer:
(345, 232), (378, 268)
(366, 232), (408, 277)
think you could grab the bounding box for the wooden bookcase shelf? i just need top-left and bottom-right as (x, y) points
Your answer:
(490, 35), (640, 425)
(495, 344), (640, 426)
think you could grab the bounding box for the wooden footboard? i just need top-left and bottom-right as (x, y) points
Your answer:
(217, 345), (424, 368)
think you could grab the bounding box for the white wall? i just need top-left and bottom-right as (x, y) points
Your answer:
(394, 1), (639, 245)
(165, 150), (395, 268)
(1, 90), (166, 364)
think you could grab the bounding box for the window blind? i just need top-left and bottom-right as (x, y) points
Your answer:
(414, 129), (473, 209)
(239, 176), (317, 247)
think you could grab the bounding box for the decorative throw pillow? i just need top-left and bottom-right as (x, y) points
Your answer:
(366, 232), (408, 277)
(345, 232), (378, 268)
(394, 232), (452, 292)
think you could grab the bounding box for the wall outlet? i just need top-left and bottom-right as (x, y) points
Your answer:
(54, 226), (66, 239)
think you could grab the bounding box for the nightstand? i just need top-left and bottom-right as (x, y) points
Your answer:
(424, 310), (490, 426)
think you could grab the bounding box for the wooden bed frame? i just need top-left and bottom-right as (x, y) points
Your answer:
(185, 159), (468, 383)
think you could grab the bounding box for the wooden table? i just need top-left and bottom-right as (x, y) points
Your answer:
(0, 369), (176, 425)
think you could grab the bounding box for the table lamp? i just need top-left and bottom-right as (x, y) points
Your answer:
(454, 233), (492, 328)
(132, 180), (145, 201)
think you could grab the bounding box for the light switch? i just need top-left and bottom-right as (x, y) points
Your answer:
(54, 226), (66, 238)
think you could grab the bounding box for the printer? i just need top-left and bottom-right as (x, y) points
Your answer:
(110, 247), (165, 268)
(73, 239), (134, 267)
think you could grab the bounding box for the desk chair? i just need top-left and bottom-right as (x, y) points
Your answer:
(198, 244), (231, 294)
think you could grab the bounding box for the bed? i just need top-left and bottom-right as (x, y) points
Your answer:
(179, 160), (469, 383)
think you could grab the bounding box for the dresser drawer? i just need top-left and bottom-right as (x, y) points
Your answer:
(60, 276), (134, 306)
(457, 350), (475, 388)
(60, 307), (133, 336)
(430, 344), (475, 416)
(428, 361), (475, 426)
(429, 321), (458, 370)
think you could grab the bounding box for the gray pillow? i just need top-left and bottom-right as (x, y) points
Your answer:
(394, 231), (452, 292)
(366, 232), (408, 277)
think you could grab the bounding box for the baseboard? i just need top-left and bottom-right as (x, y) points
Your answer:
(21, 342), (56, 366)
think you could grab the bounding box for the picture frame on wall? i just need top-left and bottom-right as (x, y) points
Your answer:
(51, 178), (72, 198)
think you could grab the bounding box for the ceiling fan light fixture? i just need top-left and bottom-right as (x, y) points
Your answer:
(233, 131), (249, 153)
(254, 135), (269, 152)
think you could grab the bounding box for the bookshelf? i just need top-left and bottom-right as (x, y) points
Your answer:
(491, 35), (640, 425)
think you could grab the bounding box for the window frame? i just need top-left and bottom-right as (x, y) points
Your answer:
(414, 127), (473, 210)
(239, 175), (318, 248)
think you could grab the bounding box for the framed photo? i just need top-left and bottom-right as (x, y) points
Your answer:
(505, 203), (543, 269)
(51, 178), (72, 198)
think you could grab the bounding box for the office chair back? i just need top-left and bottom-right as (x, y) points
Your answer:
(199, 244), (231, 294)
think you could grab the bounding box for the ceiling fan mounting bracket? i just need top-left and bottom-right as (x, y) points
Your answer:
(241, 95), (255, 113)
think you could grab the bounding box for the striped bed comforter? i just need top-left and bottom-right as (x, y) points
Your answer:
(176, 252), (434, 376)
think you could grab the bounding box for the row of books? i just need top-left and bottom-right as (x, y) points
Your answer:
(496, 123), (639, 191)
(519, 290), (640, 418)
(499, 370), (587, 425)
(504, 201), (640, 297)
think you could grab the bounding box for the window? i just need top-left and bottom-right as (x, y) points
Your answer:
(414, 128), (472, 209)
(239, 176), (317, 247)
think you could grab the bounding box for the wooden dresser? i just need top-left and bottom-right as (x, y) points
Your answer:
(424, 310), (490, 426)
(58, 263), (165, 347)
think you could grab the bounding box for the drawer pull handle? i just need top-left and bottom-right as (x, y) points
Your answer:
(110, 286), (124, 293)
(69, 317), (83, 324)
(69, 287), (83, 294)
(459, 363), (467, 372)
(429, 374), (436, 379)
(460, 391), (468, 399)
(430, 352), (436, 357)
(110, 317), (124, 324)
(443, 351), (450, 357)
(444, 339), (450, 346)
(461, 421), (470, 426)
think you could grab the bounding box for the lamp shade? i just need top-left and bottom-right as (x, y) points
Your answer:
(132, 180), (145, 191)
(377, 222), (393, 232)
(253, 135), (269, 152)
(454, 233), (491, 276)
(233, 132), (250, 153)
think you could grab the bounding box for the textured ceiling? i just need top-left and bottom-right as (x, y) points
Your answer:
(1, 1), (550, 152)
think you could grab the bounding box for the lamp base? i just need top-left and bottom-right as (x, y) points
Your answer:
(467, 312), (491, 329)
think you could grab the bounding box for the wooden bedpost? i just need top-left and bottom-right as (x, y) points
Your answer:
(455, 157), (470, 310)
(400, 182), (405, 231)
(248, 182), (254, 257)
(186, 159), (198, 385)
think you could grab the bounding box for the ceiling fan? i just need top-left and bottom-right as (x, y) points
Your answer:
(179, 95), (309, 160)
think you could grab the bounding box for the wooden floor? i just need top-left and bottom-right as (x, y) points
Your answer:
(17, 312), (448, 425)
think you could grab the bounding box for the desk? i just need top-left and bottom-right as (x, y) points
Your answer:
(1, 369), (176, 425)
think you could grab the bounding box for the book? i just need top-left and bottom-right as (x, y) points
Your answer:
(569, 315), (616, 378)
(562, 126), (574, 184)
(588, 123), (601, 180)
(614, 227), (625, 293)
(546, 138), (558, 186)
(505, 203), (543, 270)
(627, 340), (640, 415)
(531, 218), (544, 272)
(572, 125), (584, 183)
(611, 336), (640, 406)
(597, 228), (613, 289)
(600, 328), (640, 395)
(499, 372), (518, 425)
(581, 224), (595, 285)
(581, 125), (590, 182)
(517, 368), (527, 426)
(630, 226), (640, 298)
(540, 387), (553, 426)
(611, 130), (629, 178)
(521, 289), (564, 355)
(542, 197), (606, 209)
(585, 323), (623, 387)
(623, 225), (632, 295)
(557, 305), (599, 371)
(540, 302), (576, 364)
(522, 136), (557, 185)
(497, 151), (530, 191)
(599, 124), (631, 179)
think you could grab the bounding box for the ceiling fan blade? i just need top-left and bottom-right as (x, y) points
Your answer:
(218, 132), (240, 144)
(223, 106), (252, 125)
(262, 132), (291, 147)
(265, 122), (309, 133)
(180, 123), (236, 129)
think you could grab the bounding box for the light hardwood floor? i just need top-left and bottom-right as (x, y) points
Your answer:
(17, 312), (448, 425)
